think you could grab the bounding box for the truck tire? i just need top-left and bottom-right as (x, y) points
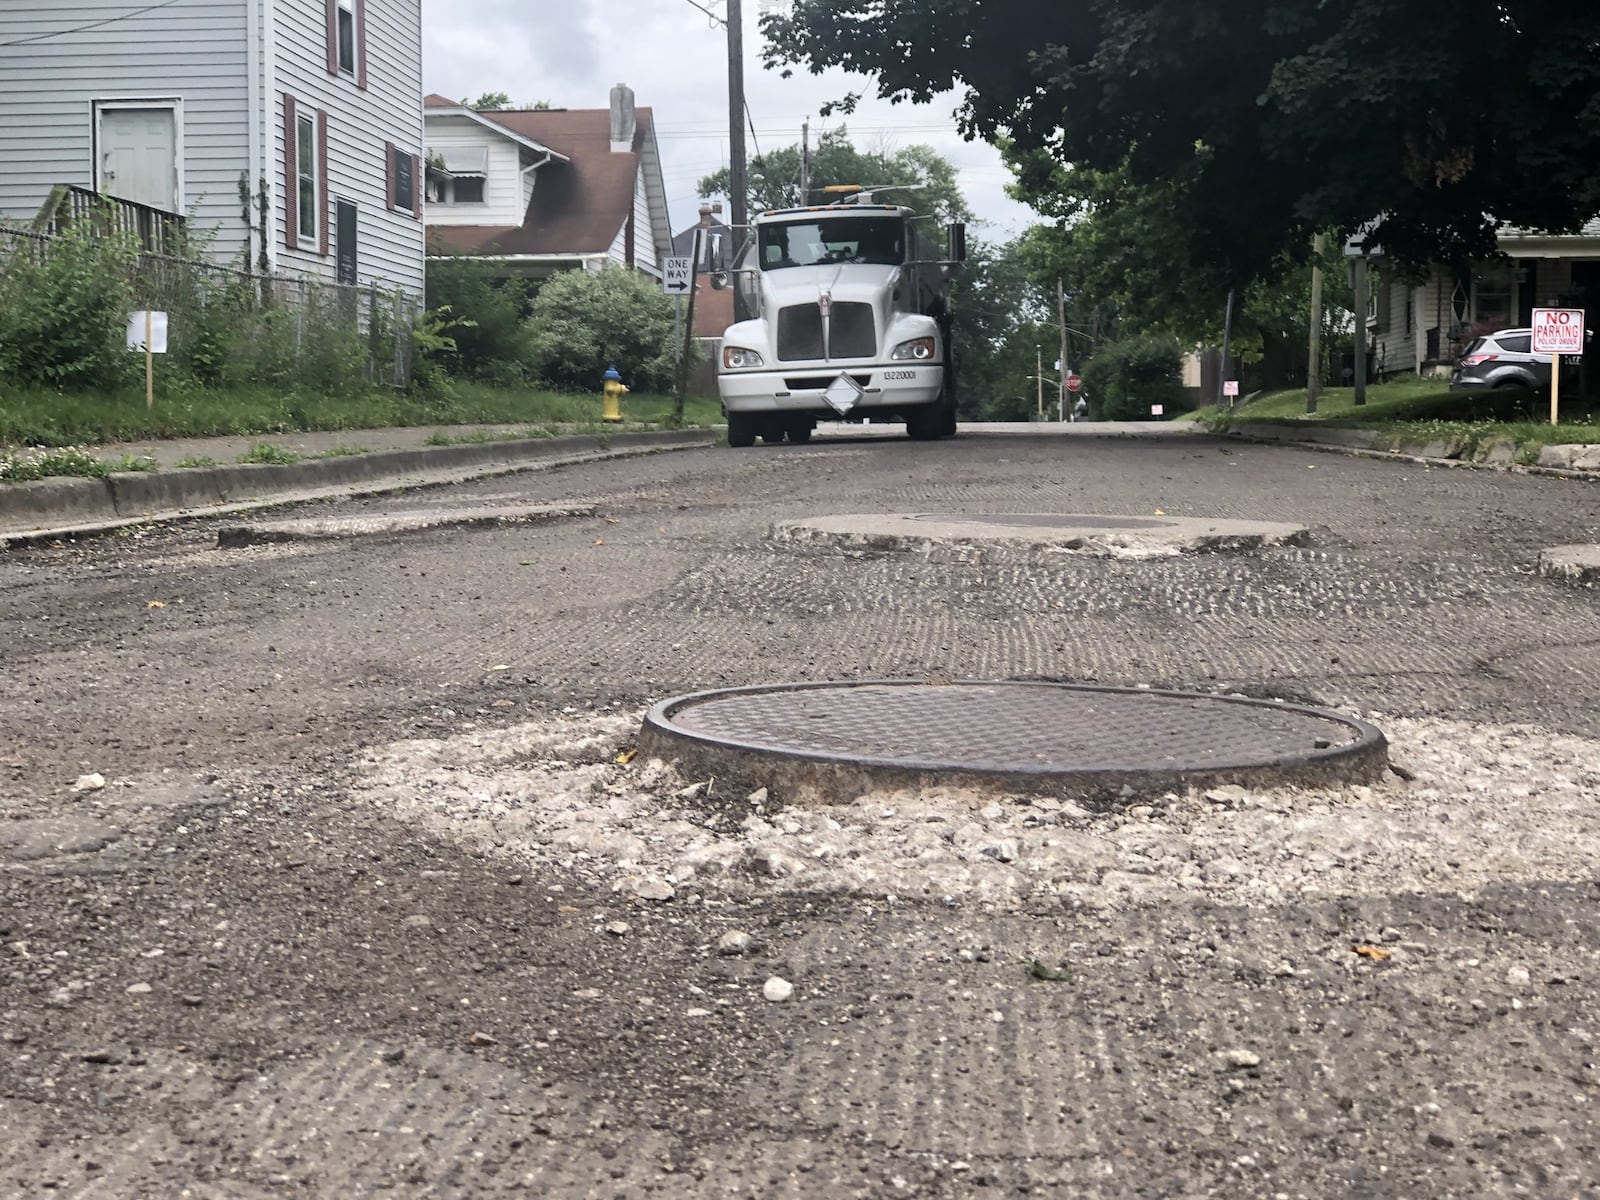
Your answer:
(727, 412), (757, 448)
(786, 417), (814, 443)
(905, 402), (943, 441)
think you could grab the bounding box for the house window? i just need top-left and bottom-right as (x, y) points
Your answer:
(337, 0), (356, 74)
(425, 147), (488, 205)
(392, 145), (414, 211)
(1473, 263), (1513, 333)
(336, 200), (358, 285)
(297, 114), (318, 243)
(327, 0), (366, 87)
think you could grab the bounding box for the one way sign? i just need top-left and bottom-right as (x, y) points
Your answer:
(662, 257), (693, 295)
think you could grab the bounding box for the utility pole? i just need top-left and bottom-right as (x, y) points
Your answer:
(1036, 346), (1044, 420)
(1217, 288), (1235, 410)
(800, 117), (810, 205)
(726, 0), (748, 238)
(1352, 253), (1370, 406)
(1307, 232), (1326, 414)
(1057, 277), (1069, 421)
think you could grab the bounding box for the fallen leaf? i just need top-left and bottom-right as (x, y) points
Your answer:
(593, 538), (605, 546)
(1352, 944), (1392, 962)
(615, 748), (638, 764)
(605, 518), (620, 525)
(1154, 509), (1166, 516)
(146, 600), (167, 609)
(1029, 960), (1072, 982)
(1307, 465), (1317, 470)
(558, 905), (579, 914)
(519, 560), (534, 566)
(489, 664), (510, 672)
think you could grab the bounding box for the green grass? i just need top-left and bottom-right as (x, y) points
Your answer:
(1200, 376), (1600, 451)
(312, 445), (372, 458)
(237, 442), (304, 465)
(0, 447), (156, 481)
(0, 381), (724, 449)
(174, 455), (218, 469)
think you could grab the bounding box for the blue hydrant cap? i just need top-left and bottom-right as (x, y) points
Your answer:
(602, 366), (622, 381)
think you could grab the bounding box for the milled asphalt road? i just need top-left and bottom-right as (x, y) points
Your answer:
(2, 427), (1599, 1198)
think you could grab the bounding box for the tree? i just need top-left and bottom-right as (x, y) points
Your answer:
(1007, 152), (1354, 377)
(764, 1), (1600, 280)
(528, 269), (678, 393)
(697, 127), (972, 224)
(464, 93), (550, 111)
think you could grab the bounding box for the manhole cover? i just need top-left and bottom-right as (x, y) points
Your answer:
(640, 681), (1386, 805)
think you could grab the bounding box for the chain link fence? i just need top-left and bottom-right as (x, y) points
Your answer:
(0, 225), (419, 388)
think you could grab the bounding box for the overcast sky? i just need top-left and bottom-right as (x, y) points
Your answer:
(421, 0), (1040, 241)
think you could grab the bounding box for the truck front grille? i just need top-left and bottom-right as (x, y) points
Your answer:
(783, 374), (871, 390)
(777, 303), (877, 361)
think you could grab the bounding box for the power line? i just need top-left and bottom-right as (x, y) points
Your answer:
(0, 0), (186, 47)
(681, 0), (726, 26)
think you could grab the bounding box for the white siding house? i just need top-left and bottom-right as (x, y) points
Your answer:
(424, 86), (673, 280)
(0, 0), (424, 298)
(1367, 218), (1600, 377)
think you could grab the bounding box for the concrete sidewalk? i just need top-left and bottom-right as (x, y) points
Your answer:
(0, 425), (718, 544)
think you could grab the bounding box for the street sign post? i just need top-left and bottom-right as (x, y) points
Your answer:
(1223, 380), (1239, 398)
(126, 310), (169, 410)
(1532, 308), (1585, 426)
(662, 257), (693, 296)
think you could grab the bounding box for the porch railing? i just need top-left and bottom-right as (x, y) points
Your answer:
(32, 184), (187, 256)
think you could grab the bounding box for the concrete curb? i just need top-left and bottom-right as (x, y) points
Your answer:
(1217, 422), (1600, 482)
(1, 428), (717, 546)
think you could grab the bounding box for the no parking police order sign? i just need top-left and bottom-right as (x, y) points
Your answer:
(1532, 308), (1585, 356)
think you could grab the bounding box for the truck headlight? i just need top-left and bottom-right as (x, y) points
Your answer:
(722, 347), (764, 369)
(891, 337), (935, 361)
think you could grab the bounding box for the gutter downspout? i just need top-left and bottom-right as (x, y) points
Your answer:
(261, 0), (278, 271)
(519, 150), (554, 209)
(245, 0), (261, 268)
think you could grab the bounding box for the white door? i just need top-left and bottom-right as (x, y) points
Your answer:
(99, 107), (177, 213)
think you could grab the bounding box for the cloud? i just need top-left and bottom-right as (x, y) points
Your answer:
(422, 0), (1037, 239)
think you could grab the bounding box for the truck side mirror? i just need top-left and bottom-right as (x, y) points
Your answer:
(946, 222), (967, 264)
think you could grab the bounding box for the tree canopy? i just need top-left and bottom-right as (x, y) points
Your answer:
(764, 1), (1600, 278)
(697, 127), (972, 224)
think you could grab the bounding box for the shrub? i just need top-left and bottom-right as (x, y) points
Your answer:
(528, 267), (677, 392)
(425, 256), (538, 383)
(1081, 334), (1189, 421)
(0, 219), (141, 390)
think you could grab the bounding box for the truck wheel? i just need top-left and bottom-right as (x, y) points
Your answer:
(727, 413), (757, 448)
(905, 402), (943, 441)
(787, 417), (814, 443)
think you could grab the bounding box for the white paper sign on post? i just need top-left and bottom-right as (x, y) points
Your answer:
(1532, 308), (1584, 355)
(126, 311), (169, 353)
(1223, 380), (1240, 397)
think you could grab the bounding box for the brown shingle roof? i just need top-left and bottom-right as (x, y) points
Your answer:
(424, 102), (654, 260)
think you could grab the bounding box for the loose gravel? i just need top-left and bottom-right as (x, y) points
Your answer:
(355, 706), (1600, 908)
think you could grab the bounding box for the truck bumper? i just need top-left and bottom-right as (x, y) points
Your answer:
(719, 365), (943, 416)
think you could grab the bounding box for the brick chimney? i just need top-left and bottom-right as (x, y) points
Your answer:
(609, 83), (636, 153)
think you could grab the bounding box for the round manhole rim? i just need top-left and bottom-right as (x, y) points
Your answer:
(642, 679), (1387, 794)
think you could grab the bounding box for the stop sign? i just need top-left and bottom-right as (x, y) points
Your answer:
(1065, 374), (1082, 393)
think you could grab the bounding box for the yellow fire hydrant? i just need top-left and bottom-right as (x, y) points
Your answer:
(601, 365), (628, 423)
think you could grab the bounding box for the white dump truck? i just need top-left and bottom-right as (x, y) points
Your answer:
(714, 194), (965, 446)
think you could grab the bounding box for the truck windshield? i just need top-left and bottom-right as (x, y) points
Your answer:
(757, 217), (904, 271)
